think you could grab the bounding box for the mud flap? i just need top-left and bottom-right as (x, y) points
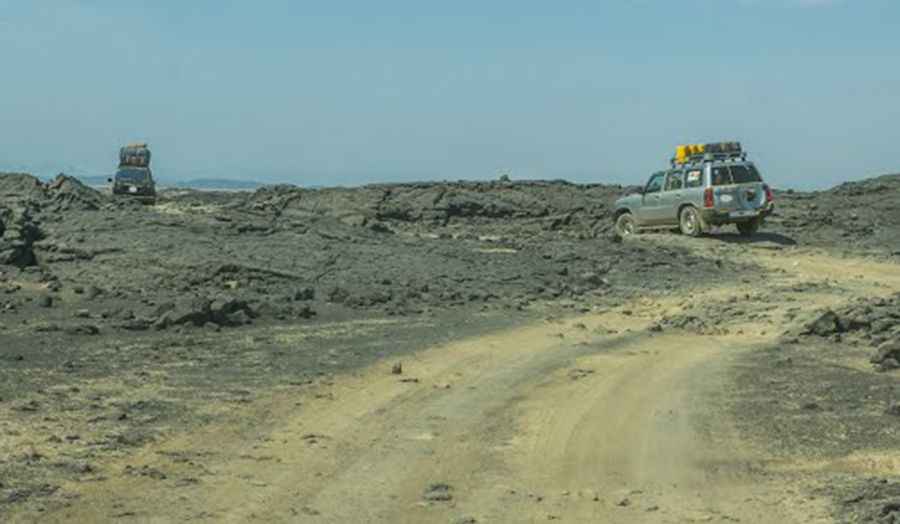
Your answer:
(697, 212), (710, 234)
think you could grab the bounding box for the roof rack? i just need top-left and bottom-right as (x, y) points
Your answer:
(671, 142), (745, 166)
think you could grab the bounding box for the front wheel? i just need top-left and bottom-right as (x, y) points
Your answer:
(679, 206), (703, 237)
(615, 213), (636, 238)
(736, 218), (761, 237)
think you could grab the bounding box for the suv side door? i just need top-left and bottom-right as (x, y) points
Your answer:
(658, 170), (685, 225)
(636, 172), (667, 225)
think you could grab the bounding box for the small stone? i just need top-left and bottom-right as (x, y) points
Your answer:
(423, 483), (453, 502)
(391, 362), (403, 375)
(293, 287), (316, 301)
(66, 324), (99, 336)
(296, 304), (316, 319)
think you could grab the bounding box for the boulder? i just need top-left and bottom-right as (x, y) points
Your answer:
(45, 175), (104, 210)
(153, 295), (257, 328)
(879, 358), (900, 371)
(293, 287), (315, 301)
(119, 318), (151, 331)
(804, 310), (842, 337)
(225, 310), (251, 326)
(210, 296), (254, 325)
(296, 304), (316, 319)
(153, 312), (174, 331)
(0, 205), (41, 267)
(578, 272), (609, 288)
(166, 297), (213, 326)
(871, 341), (900, 366)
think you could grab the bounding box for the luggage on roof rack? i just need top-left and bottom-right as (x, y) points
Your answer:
(673, 141), (743, 164)
(119, 143), (151, 168)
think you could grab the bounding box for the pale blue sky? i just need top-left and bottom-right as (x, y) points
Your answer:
(1, 1), (898, 189)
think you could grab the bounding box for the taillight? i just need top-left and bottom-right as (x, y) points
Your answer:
(764, 184), (774, 203)
(704, 187), (714, 208)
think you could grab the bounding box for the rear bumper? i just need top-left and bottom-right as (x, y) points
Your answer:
(700, 203), (774, 225)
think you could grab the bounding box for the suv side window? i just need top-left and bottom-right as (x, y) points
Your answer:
(665, 171), (684, 191)
(645, 173), (665, 194)
(685, 169), (703, 188)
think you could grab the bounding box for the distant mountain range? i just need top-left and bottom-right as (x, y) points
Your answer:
(165, 178), (264, 190)
(77, 175), (113, 187)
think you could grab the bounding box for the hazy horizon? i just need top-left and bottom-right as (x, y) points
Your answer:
(2, 1), (898, 191)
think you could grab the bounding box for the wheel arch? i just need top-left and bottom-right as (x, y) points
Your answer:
(613, 207), (632, 221)
(677, 202), (698, 217)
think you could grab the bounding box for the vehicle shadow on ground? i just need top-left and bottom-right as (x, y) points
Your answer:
(706, 231), (798, 247)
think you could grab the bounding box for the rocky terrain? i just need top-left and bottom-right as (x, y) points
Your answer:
(770, 174), (900, 256)
(788, 293), (900, 370)
(0, 174), (746, 336)
(1, 171), (899, 522)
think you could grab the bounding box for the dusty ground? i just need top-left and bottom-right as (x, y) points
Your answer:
(2, 173), (899, 522)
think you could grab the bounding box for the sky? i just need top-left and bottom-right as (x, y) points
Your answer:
(0, 0), (898, 189)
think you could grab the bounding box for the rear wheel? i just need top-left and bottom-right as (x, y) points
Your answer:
(737, 218), (761, 237)
(615, 213), (636, 238)
(679, 206), (703, 237)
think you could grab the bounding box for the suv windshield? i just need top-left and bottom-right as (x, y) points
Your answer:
(116, 169), (150, 184)
(711, 164), (762, 186)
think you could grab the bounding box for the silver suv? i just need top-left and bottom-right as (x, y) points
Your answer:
(613, 143), (774, 237)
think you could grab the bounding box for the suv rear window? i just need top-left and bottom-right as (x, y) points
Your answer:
(711, 165), (762, 186)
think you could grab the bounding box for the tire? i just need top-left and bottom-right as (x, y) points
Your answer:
(737, 218), (761, 237)
(615, 213), (636, 238)
(679, 206), (703, 237)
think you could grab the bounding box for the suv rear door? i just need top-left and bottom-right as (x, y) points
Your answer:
(710, 163), (767, 217)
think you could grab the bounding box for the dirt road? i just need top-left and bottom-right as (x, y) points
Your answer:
(13, 238), (900, 523)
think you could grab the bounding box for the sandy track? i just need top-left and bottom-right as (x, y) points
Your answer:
(18, 243), (900, 524)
